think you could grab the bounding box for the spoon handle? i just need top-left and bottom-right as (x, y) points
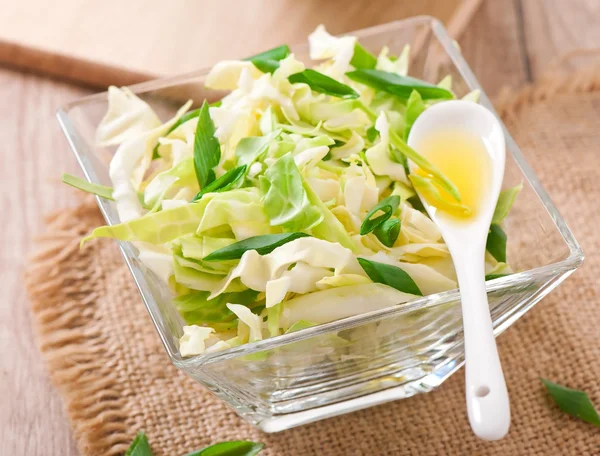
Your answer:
(453, 244), (510, 440)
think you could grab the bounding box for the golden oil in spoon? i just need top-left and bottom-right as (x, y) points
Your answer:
(414, 128), (492, 220)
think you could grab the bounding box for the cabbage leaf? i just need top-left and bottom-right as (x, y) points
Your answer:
(261, 153), (323, 231)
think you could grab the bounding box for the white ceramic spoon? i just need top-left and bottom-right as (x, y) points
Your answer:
(407, 100), (510, 440)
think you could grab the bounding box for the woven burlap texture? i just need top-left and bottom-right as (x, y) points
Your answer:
(26, 69), (600, 455)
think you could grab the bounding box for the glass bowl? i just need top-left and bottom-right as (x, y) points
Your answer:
(57, 16), (583, 433)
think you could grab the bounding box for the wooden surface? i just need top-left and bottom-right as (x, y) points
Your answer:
(0, 72), (85, 455)
(0, 0), (480, 89)
(1, 0), (599, 454)
(521, 0), (600, 77)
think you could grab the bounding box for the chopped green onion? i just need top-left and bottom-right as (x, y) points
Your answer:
(360, 195), (400, 235)
(350, 42), (377, 69)
(288, 69), (359, 99)
(358, 258), (422, 296)
(346, 69), (453, 100)
(62, 173), (149, 209)
(492, 183), (523, 224)
(192, 165), (247, 202)
(185, 441), (265, 456)
(245, 45), (291, 74)
(373, 217), (401, 247)
(203, 233), (310, 262)
(486, 224), (507, 263)
(193, 101), (221, 189)
(125, 432), (152, 456)
(542, 378), (600, 427)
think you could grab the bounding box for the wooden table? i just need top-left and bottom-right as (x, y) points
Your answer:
(1, 0), (598, 453)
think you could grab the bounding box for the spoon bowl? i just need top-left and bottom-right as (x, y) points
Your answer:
(407, 100), (509, 440)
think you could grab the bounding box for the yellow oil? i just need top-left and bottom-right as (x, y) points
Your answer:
(415, 128), (492, 220)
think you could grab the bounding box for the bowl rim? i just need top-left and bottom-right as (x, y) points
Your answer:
(57, 15), (584, 367)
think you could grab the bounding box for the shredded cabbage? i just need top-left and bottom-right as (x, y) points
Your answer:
(365, 112), (409, 184)
(308, 25), (356, 78)
(281, 283), (417, 326)
(376, 45), (410, 76)
(179, 326), (215, 357)
(96, 86), (161, 146)
(74, 25), (519, 357)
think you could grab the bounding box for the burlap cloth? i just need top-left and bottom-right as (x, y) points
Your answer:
(25, 67), (600, 455)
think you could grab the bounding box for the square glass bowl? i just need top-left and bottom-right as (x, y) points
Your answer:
(57, 16), (583, 432)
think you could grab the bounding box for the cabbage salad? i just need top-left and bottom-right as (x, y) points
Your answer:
(64, 25), (520, 357)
